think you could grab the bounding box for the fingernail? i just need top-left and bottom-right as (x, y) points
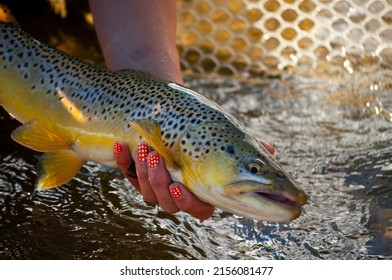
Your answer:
(147, 154), (159, 168)
(138, 142), (148, 162)
(113, 142), (122, 155)
(259, 140), (275, 155)
(170, 186), (182, 199)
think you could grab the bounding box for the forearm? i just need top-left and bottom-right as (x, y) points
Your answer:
(89, 0), (182, 84)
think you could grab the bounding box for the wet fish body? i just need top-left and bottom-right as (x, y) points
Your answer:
(0, 5), (307, 221)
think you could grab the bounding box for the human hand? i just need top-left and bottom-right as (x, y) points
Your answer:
(113, 139), (275, 220)
(113, 141), (215, 220)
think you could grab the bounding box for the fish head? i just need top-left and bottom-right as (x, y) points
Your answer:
(180, 122), (308, 222)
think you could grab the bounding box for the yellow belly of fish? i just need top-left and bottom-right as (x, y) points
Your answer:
(72, 135), (118, 168)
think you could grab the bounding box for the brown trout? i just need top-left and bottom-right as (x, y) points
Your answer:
(0, 5), (307, 221)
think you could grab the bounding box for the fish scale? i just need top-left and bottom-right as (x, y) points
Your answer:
(0, 4), (308, 221)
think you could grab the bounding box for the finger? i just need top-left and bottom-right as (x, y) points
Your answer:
(147, 152), (180, 214)
(135, 142), (158, 204)
(113, 141), (140, 190)
(169, 183), (215, 221)
(258, 139), (275, 155)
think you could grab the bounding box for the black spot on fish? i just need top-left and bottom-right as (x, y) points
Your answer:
(226, 145), (235, 155)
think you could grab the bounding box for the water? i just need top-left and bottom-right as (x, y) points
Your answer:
(1, 1), (392, 260)
(1, 70), (391, 259)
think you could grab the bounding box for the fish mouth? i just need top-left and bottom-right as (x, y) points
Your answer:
(241, 189), (306, 209)
(215, 180), (308, 221)
(227, 180), (308, 210)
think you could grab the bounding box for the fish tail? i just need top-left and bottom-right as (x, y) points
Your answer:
(0, 3), (17, 24)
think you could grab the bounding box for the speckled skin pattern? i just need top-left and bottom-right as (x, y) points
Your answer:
(0, 20), (257, 167)
(0, 12), (308, 221)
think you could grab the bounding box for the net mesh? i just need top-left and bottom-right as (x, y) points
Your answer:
(176, 0), (392, 76)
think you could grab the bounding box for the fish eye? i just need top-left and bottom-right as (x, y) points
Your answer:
(246, 159), (268, 176)
(248, 164), (260, 175)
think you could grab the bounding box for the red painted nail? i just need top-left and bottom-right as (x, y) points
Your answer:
(113, 142), (122, 155)
(259, 140), (275, 155)
(170, 186), (182, 199)
(138, 142), (148, 162)
(147, 154), (159, 168)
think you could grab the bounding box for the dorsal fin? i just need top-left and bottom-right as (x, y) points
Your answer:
(0, 4), (17, 24)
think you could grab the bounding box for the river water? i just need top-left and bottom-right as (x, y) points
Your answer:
(1, 69), (391, 259)
(0, 1), (392, 260)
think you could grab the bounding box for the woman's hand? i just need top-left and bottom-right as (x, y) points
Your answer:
(113, 139), (275, 220)
(113, 141), (215, 220)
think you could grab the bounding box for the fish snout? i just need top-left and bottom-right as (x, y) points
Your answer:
(271, 169), (308, 207)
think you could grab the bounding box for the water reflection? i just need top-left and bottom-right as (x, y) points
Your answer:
(345, 144), (392, 257)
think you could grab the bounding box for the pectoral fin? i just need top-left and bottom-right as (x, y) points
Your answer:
(11, 120), (71, 152)
(129, 119), (178, 168)
(37, 150), (85, 190)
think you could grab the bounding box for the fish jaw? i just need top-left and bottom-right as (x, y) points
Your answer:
(223, 180), (308, 222)
(188, 178), (306, 222)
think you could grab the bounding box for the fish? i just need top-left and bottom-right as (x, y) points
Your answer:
(0, 4), (308, 222)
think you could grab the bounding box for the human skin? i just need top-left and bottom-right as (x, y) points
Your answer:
(89, 0), (182, 84)
(89, 0), (215, 220)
